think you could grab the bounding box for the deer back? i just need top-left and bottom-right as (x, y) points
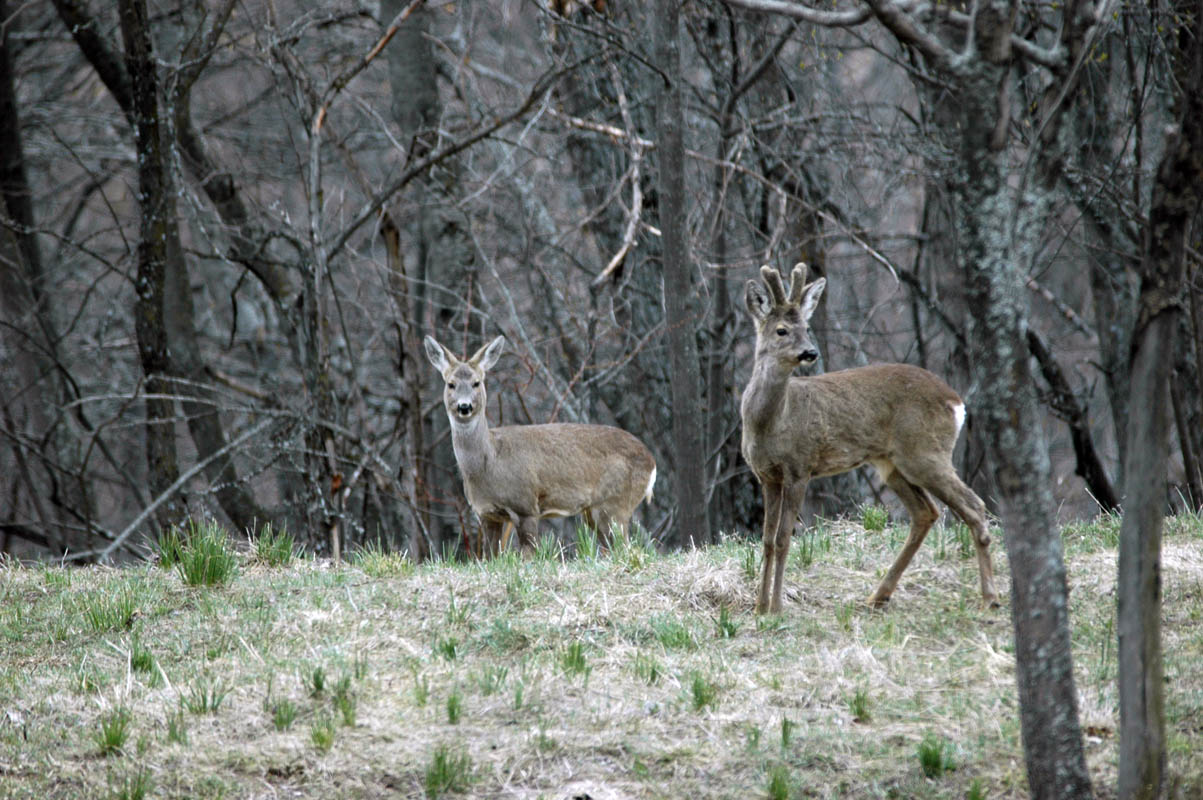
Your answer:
(763, 365), (965, 480)
(472, 423), (655, 520)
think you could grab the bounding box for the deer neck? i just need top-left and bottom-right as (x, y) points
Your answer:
(448, 414), (495, 479)
(742, 355), (795, 432)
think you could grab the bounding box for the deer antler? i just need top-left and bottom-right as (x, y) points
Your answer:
(760, 265), (787, 305)
(786, 262), (809, 304)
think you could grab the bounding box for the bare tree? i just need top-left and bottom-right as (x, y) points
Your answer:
(1118, 0), (1203, 794)
(654, 0), (710, 546)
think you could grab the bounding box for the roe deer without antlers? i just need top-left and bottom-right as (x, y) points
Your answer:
(424, 335), (656, 554)
(740, 264), (999, 614)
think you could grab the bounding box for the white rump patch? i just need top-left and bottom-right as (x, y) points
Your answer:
(644, 467), (657, 502)
(951, 401), (966, 434)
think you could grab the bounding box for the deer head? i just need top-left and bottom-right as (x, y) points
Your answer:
(744, 263), (827, 370)
(423, 335), (505, 425)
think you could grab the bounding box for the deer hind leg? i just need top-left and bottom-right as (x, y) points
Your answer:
(870, 469), (940, 608)
(757, 481), (785, 614)
(594, 510), (630, 551)
(919, 468), (999, 608)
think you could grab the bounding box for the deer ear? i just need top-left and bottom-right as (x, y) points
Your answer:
(799, 278), (826, 321)
(474, 336), (506, 372)
(424, 335), (450, 372)
(745, 280), (772, 321)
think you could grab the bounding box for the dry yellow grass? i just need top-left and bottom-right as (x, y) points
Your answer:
(1, 514), (1201, 798)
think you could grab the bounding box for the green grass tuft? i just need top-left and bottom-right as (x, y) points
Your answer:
(714, 603), (739, 639)
(308, 665), (327, 697)
(688, 670), (719, 711)
(634, 652), (661, 685)
(861, 504), (889, 533)
(917, 732), (956, 778)
(95, 708), (132, 756)
(434, 636), (458, 661)
(81, 588), (137, 632)
(153, 525), (188, 569)
(424, 743), (473, 798)
(847, 686), (870, 722)
(574, 525), (600, 561)
(559, 641), (590, 680)
(310, 714), (336, 753)
(251, 522), (297, 567)
(271, 698), (298, 731)
(649, 613), (696, 650)
(351, 540), (413, 577)
(182, 675), (229, 715)
(166, 709), (187, 745)
(173, 519), (239, 587)
(476, 665), (508, 696)
(767, 763), (793, 800)
(446, 687), (464, 724)
(107, 768), (152, 800)
(533, 533), (562, 562)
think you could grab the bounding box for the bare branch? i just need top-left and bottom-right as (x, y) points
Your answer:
(723, 0), (871, 28)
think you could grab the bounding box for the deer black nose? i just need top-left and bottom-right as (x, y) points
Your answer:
(799, 348), (819, 364)
(456, 401), (473, 416)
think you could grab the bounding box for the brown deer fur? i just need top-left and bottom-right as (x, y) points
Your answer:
(424, 335), (656, 553)
(740, 264), (999, 613)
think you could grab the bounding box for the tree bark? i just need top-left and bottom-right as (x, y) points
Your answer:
(950, 3), (1094, 796)
(654, 0), (710, 547)
(119, 0), (183, 531)
(1118, 1), (1203, 791)
(0, 4), (68, 553)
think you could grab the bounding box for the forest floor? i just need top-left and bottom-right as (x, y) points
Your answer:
(1, 512), (1202, 799)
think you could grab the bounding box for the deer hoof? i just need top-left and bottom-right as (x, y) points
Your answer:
(867, 594), (891, 609)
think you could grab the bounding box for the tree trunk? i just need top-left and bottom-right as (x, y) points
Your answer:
(0, 6), (69, 553)
(384, 0), (478, 556)
(1118, 0), (1203, 788)
(654, 0), (709, 547)
(119, 0), (182, 531)
(953, 5), (1093, 796)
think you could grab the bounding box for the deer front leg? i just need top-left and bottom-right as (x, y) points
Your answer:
(481, 517), (506, 557)
(757, 481), (785, 614)
(515, 516), (538, 554)
(769, 478), (808, 614)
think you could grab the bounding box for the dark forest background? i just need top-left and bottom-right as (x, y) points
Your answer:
(1, 0), (1199, 560)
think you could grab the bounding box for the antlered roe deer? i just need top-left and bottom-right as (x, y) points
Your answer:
(740, 264), (999, 613)
(424, 335), (656, 553)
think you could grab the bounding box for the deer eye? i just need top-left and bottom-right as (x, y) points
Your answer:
(775, 327), (788, 337)
(448, 382), (456, 389)
(472, 381), (480, 388)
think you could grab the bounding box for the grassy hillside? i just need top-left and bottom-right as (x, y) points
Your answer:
(2, 513), (1202, 799)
